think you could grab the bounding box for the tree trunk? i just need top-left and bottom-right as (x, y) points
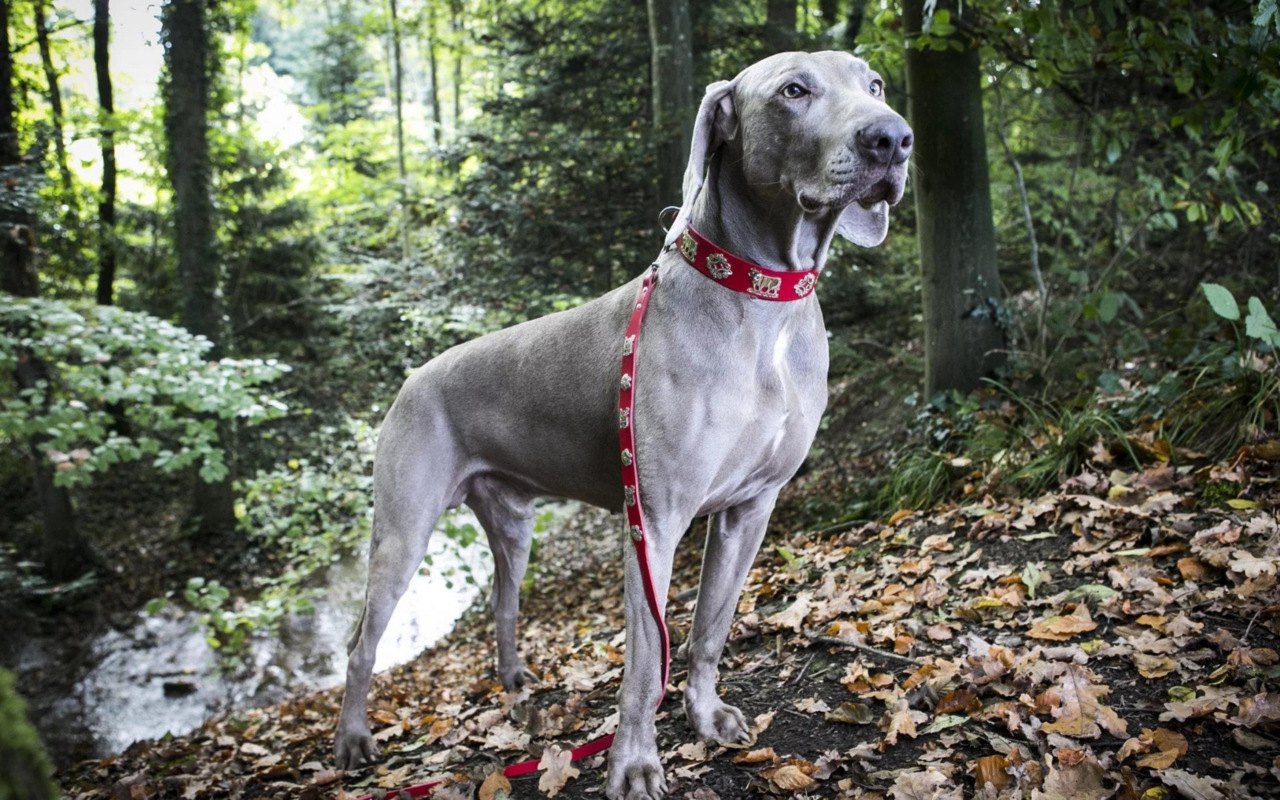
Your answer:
(764, 0), (797, 54)
(94, 0), (118, 306)
(450, 0), (463, 138)
(424, 0), (442, 146)
(389, 0), (410, 261)
(844, 0), (865, 47)
(34, 1), (72, 194)
(818, 0), (838, 36)
(163, 0), (237, 535)
(646, 0), (695, 213)
(1, 0), (87, 581)
(903, 0), (1005, 396)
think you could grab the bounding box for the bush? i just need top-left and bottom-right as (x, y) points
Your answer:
(0, 297), (290, 487)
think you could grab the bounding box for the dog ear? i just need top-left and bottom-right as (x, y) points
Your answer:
(835, 200), (890, 248)
(664, 79), (739, 247)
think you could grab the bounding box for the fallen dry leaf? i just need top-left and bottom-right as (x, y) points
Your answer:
(889, 768), (954, 800)
(767, 764), (813, 792)
(536, 745), (580, 797)
(479, 770), (511, 800)
(1033, 750), (1107, 800)
(1028, 610), (1097, 641)
(731, 747), (776, 764)
(1039, 665), (1128, 738)
(1134, 652), (1177, 678)
(1137, 728), (1188, 769)
(764, 591), (813, 631)
(973, 755), (1010, 791)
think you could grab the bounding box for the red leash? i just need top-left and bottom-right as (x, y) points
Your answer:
(352, 267), (666, 799)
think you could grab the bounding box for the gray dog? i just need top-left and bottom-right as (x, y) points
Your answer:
(334, 50), (911, 799)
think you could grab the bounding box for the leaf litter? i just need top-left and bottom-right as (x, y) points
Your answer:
(56, 446), (1280, 798)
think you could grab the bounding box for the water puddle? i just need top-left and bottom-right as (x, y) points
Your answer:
(18, 504), (574, 762)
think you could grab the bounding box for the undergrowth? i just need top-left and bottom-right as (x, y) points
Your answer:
(859, 283), (1280, 517)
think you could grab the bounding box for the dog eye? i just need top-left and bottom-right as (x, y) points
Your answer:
(780, 83), (809, 99)
(869, 80), (884, 97)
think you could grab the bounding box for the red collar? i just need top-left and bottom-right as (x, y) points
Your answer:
(677, 225), (818, 301)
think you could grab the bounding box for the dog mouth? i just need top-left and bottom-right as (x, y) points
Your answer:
(800, 170), (905, 213)
(855, 179), (900, 208)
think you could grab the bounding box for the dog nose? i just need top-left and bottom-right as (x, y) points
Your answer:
(856, 117), (913, 166)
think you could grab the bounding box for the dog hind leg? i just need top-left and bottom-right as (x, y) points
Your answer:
(334, 406), (454, 770)
(466, 476), (538, 691)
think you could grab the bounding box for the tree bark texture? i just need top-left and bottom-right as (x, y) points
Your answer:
(389, 0), (410, 260)
(163, 0), (237, 535)
(845, 0), (865, 47)
(646, 0), (695, 212)
(34, 1), (72, 193)
(764, 0), (797, 54)
(422, 2), (442, 145)
(95, 0), (118, 305)
(1, 0), (87, 580)
(903, 0), (1006, 395)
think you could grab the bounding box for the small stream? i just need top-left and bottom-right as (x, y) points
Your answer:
(15, 505), (574, 764)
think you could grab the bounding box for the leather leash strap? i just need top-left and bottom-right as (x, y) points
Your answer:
(353, 267), (665, 800)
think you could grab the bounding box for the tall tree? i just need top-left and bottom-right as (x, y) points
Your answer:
(389, 0), (410, 260)
(162, 0), (236, 534)
(1, 0), (87, 580)
(646, 0), (694, 211)
(450, 0), (463, 137)
(94, 0), (118, 305)
(818, 0), (838, 36)
(844, 0), (865, 48)
(903, 0), (1005, 395)
(764, 0), (797, 54)
(422, 1), (442, 145)
(33, 1), (71, 193)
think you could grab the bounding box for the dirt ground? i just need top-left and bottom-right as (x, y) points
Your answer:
(57, 449), (1280, 800)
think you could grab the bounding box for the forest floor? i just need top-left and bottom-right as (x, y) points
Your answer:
(55, 438), (1280, 800)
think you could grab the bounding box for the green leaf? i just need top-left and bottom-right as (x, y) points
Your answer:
(1201, 283), (1240, 321)
(1245, 297), (1279, 346)
(922, 714), (968, 734)
(1021, 563), (1050, 599)
(1097, 292), (1121, 323)
(1256, 0), (1278, 30)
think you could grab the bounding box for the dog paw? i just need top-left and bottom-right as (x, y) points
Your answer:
(606, 742), (667, 800)
(500, 664), (539, 692)
(686, 698), (750, 745)
(334, 724), (380, 770)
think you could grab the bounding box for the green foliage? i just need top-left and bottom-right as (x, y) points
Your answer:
(0, 667), (57, 800)
(430, 0), (658, 307)
(0, 298), (289, 487)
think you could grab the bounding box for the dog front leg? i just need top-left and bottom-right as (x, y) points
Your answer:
(606, 513), (684, 800)
(683, 493), (776, 745)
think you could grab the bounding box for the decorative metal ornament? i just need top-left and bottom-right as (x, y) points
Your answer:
(680, 230), (697, 262)
(623, 335), (636, 356)
(706, 253), (732, 280)
(621, 448), (633, 466)
(619, 409), (629, 429)
(747, 268), (782, 299)
(620, 373), (632, 391)
(629, 524), (644, 542)
(624, 486), (635, 506)
(794, 273), (817, 297)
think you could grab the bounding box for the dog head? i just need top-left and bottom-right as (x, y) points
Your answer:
(666, 51), (912, 249)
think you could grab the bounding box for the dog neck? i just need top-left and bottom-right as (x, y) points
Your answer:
(688, 148), (842, 274)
